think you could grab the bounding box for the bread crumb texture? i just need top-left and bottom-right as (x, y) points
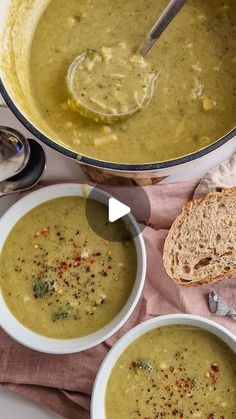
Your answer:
(163, 187), (236, 286)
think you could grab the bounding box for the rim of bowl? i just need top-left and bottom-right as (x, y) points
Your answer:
(0, 183), (146, 354)
(1, 79), (236, 172)
(91, 313), (236, 419)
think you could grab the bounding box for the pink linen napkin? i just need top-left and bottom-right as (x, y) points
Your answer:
(0, 180), (235, 419)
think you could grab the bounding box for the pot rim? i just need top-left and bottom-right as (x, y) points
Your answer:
(1, 78), (236, 172)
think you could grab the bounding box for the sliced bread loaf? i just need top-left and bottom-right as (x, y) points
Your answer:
(163, 187), (236, 286)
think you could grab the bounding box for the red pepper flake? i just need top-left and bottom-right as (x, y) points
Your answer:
(86, 257), (95, 264)
(60, 261), (68, 270)
(175, 379), (179, 386)
(42, 227), (49, 237)
(209, 372), (217, 384)
(130, 361), (137, 369)
(211, 363), (220, 372)
(92, 252), (101, 257)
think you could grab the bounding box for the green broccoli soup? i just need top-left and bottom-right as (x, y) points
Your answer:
(106, 326), (236, 418)
(28, 0), (236, 163)
(0, 197), (137, 339)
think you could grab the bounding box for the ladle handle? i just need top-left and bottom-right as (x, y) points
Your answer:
(139, 0), (187, 56)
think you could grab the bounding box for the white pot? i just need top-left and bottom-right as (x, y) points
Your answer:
(1, 0), (236, 179)
(0, 183), (146, 353)
(91, 314), (236, 419)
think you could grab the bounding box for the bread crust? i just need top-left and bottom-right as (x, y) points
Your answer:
(163, 187), (236, 287)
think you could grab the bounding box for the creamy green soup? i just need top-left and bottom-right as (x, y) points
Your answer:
(29, 0), (236, 163)
(106, 326), (236, 418)
(0, 197), (137, 339)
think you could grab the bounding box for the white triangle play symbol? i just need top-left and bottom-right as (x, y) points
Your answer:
(108, 198), (131, 222)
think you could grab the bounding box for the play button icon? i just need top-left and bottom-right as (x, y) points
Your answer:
(108, 198), (130, 222)
(86, 183), (151, 242)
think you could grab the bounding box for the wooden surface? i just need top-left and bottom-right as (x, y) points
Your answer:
(81, 165), (166, 186)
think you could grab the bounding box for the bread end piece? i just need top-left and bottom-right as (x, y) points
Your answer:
(163, 187), (236, 287)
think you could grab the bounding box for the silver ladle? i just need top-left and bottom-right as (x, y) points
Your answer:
(0, 126), (31, 182)
(138, 0), (187, 56)
(67, 0), (187, 124)
(0, 137), (46, 197)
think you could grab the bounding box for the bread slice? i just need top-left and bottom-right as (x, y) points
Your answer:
(163, 187), (236, 286)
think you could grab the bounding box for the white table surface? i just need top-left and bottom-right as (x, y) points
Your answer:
(0, 387), (62, 419)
